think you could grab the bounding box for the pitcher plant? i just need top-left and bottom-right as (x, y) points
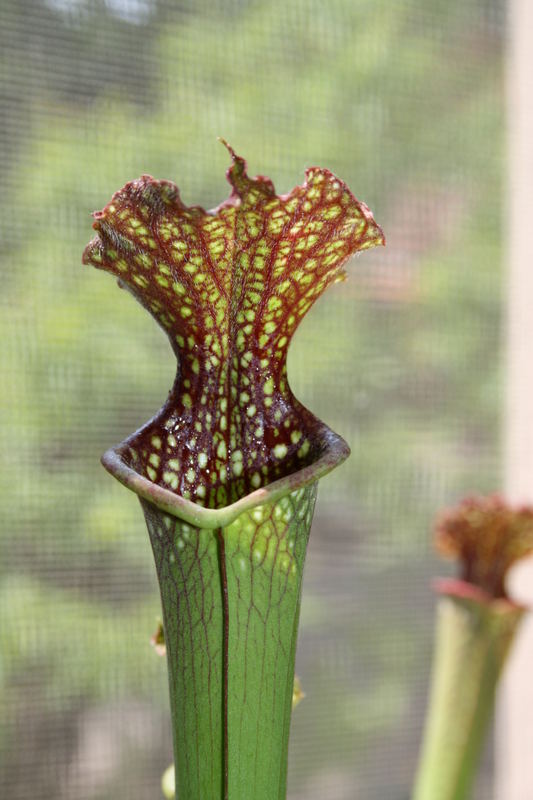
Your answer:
(83, 142), (384, 800)
(413, 494), (533, 800)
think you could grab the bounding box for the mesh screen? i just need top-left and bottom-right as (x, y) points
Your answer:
(0, 1), (505, 798)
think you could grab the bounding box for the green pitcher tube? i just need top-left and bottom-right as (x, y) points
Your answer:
(103, 433), (348, 800)
(412, 584), (523, 800)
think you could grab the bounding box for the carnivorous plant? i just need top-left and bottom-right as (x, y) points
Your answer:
(83, 143), (384, 800)
(413, 494), (533, 800)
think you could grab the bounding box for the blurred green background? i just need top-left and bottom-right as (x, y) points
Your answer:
(0, 1), (504, 797)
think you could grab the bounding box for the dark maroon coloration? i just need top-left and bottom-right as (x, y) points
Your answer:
(83, 146), (384, 508)
(435, 494), (533, 600)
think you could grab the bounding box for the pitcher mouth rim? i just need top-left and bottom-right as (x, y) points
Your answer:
(102, 430), (350, 529)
